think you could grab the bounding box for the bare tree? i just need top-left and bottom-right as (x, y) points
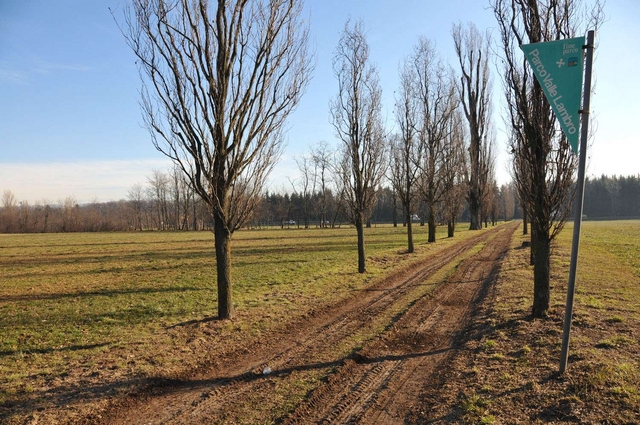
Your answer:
(128, 183), (145, 231)
(500, 182), (517, 221)
(508, 128), (531, 236)
(390, 60), (420, 252)
(452, 22), (493, 231)
(479, 127), (497, 227)
(60, 196), (80, 233)
(2, 190), (17, 209)
(311, 141), (333, 228)
(441, 110), (468, 237)
(492, 0), (603, 317)
(119, 0), (312, 319)
(147, 169), (170, 230)
(331, 19), (387, 273)
(293, 154), (317, 228)
(412, 37), (458, 243)
(1, 190), (18, 233)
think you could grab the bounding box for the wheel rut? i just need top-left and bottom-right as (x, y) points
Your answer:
(283, 223), (517, 424)
(96, 224), (517, 424)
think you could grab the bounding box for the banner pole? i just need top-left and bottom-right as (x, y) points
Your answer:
(559, 30), (595, 375)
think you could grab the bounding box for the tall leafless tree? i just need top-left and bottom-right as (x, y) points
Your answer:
(147, 169), (169, 230)
(479, 127), (497, 227)
(508, 128), (532, 238)
(119, 0), (312, 319)
(390, 60), (420, 252)
(293, 154), (317, 228)
(412, 38), (458, 243)
(452, 22), (493, 231)
(127, 183), (145, 231)
(311, 141), (333, 228)
(441, 110), (468, 237)
(492, 0), (603, 317)
(1, 190), (17, 233)
(499, 182), (517, 221)
(331, 19), (387, 273)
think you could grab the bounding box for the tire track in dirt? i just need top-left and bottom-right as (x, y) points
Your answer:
(96, 224), (515, 424)
(283, 222), (517, 425)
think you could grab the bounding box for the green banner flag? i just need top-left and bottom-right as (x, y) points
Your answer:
(521, 37), (585, 153)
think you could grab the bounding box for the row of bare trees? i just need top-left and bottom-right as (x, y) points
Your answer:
(128, 168), (205, 231)
(0, 191), (140, 234)
(327, 20), (499, 270)
(18, 173), (640, 237)
(110, 0), (603, 320)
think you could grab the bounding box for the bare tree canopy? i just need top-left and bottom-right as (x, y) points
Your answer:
(452, 22), (493, 231)
(390, 59), (420, 253)
(411, 37), (458, 243)
(492, 0), (603, 317)
(311, 141), (333, 228)
(441, 110), (468, 237)
(118, 0), (313, 319)
(331, 19), (387, 273)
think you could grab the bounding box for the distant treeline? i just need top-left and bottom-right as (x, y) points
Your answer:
(582, 175), (640, 219)
(2, 172), (637, 234)
(1, 165), (522, 233)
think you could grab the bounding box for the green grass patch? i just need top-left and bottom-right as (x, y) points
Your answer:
(595, 335), (635, 349)
(460, 392), (493, 424)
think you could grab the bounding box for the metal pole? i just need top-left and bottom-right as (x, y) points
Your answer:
(559, 30), (595, 374)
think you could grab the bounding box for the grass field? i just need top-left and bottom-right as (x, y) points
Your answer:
(430, 220), (640, 423)
(2, 220), (638, 424)
(0, 222), (478, 415)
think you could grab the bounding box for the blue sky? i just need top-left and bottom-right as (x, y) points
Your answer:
(1, 0), (638, 204)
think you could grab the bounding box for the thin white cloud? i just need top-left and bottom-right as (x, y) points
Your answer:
(0, 67), (28, 84)
(0, 58), (91, 84)
(0, 158), (172, 204)
(0, 157), (324, 204)
(33, 60), (91, 75)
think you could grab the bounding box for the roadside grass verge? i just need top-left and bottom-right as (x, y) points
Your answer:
(0, 222), (485, 421)
(432, 220), (640, 424)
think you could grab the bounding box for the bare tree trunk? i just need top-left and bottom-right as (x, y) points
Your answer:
(427, 202), (436, 243)
(448, 218), (455, 238)
(532, 227), (550, 317)
(406, 211), (414, 253)
(392, 195), (398, 228)
(522, 203), (528, 235)
(530, 226), (536, 266)
(356, 213), (366, 273)
(213, 214), (234, 320)
(469, 184), (481, 230)
(192, 193), (197, 231)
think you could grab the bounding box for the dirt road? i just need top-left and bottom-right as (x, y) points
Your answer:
(95, 223), (517, 424)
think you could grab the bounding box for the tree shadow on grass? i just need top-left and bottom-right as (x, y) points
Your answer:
(0, 286), (206, 303)
(0, 342), (112, 357)
(166, 316), (221, 329)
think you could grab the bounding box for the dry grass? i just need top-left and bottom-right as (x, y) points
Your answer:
(425, 220), (640, 424)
